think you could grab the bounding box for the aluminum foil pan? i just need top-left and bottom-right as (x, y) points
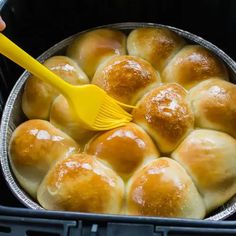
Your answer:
(1, 22), (236, 221)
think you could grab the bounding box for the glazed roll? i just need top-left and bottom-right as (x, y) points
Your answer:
(50, 95), (96, 146)
(9, 120), (79, 198)
(22, 56), (89, 120)
(172, 129), (236, 212)
(133, 83), (194, 153)
(85, 123), (160, 179)
(37, 153), (125, 213)
(162, 45), (228, 89)
(127, 27), (185, 71)
(67, 28), (127, 79)
(92, 55), (161, 105)
(126, 158), (206, 219)
(187, 78), (236, 139)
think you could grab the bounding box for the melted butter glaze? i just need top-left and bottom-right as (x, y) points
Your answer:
(9, 119), (79, 198)
(44, 154), (124, 213)
(127, 158), (189, 217)
(86, 123), (159, 178)
(133, 84), (194, 151)
(48, 154), (117, 190)
(44, 56), (89, 85)
(10, 119), (79, 168)
(92, 55), (160, 104)
(51, 64), (76, 72)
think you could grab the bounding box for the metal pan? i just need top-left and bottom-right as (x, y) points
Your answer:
(1, 22), (236, 221)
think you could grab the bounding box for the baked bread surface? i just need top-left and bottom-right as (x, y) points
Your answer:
(9, 27), (236, 219)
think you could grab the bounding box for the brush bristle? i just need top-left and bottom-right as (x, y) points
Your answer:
(93, 95), (133, 130)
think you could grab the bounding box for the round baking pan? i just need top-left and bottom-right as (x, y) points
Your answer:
(1, 22), (236, 220)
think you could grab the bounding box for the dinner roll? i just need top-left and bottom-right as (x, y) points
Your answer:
(85, 123), (160, 179)
(43, 56), (89, 84)
(67, 29), (126, 78)
(37, 154), (124, 213)
(127, 27), (185, 71)
(126, 158), (206, 218)
(187, 78), (236, 139)
(50, 95), (96, 146)
(133, 83), (194, 153)
(162, 45), (228, 89)
(172, 129), (236, 212)
(92, 55), (161, 105)
(22, 56), (89, 120)
(9, 119), (79, 198)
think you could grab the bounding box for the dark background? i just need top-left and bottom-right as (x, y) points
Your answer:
(1, 0), (236, 98)
(2, 0), (236, 59)
(0, 0), (236, 219)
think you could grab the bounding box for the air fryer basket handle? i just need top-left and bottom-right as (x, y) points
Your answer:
(1, 205), (236, 236)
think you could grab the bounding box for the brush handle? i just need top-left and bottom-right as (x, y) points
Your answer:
(0, 33), (71, 95)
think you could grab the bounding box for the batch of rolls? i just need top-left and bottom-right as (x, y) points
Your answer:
(9, 27), (236, 219)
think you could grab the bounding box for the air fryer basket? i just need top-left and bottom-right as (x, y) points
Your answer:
(1, 22), (236, 221)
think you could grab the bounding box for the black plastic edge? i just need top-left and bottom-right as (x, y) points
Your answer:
(0, 205), (236, 228)
(1, 209), (236, 236)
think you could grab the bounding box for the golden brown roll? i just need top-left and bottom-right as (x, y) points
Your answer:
(126, 158), (206, 219)
(133, 83), (194, 153)
(85, 123), (160, 179)
(37, 153), (125, 213)
(162, 45), (228, 89)
(43, 56), (89, 84)
(9, 119), (79, 198)
(127, 27), (185, 71)
(171, 129), (236, 213)
(67, 29), (127, 78)
(50, 95), (96, 146)
(22, 56), (89, 120)
(92, 55), (161, 105)
(187, 78), (236, 139)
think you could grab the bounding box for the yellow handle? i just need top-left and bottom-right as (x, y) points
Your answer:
(0, 33), (71, 94)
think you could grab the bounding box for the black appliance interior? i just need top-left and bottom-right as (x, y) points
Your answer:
(1, 0), (236, 235)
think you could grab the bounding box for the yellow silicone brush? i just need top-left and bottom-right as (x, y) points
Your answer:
(0, 33), (135, 130)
